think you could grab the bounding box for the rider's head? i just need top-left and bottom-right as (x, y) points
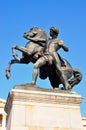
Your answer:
(50, 26), (59, 37)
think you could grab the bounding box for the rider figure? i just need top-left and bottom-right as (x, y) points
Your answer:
(31, 26), (71, 90)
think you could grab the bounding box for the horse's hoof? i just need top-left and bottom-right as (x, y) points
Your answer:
(30, 82), (36, 85)
(65, 84), (71, 90)
(12, 45), (17, 49)
(6, 70), (11, 79)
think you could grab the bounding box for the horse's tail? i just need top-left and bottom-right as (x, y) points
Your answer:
(68, 68), (82, 88)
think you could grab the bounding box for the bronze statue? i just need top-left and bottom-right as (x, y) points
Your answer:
(6, 26), (82, 90)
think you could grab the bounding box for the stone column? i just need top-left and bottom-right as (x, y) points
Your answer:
(5, 84), (83, 130)
(2, 113), (6, 127)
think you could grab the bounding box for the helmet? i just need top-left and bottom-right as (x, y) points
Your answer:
(50, 26), (59, 34)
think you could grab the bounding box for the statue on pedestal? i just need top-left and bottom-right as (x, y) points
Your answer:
(6, 26), (82, 90)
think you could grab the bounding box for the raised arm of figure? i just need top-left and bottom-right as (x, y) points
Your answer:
(59, 40), (69, 52)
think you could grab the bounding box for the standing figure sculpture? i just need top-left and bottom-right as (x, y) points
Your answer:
(31, 26), (71, 90)
(6, 26), (82, 90)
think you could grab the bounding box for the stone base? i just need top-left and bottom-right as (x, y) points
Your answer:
(5, 84), (83, 130)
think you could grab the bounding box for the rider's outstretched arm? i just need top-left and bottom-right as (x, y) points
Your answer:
(62, 44), (69, 52)
(59, 40), (69, 52)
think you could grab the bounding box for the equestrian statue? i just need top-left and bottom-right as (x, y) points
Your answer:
(6, 27), (82, 90)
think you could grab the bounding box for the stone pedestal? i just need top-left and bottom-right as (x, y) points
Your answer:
(5, 84), (83, 130)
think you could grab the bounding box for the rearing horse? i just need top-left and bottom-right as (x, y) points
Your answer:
(6, 27), (48, 78)
(6, 27), (82, 89)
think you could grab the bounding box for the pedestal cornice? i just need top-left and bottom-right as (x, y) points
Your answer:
(5, 84), (83, 113)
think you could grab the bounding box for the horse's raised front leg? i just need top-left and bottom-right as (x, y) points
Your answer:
(6, 59), (20, 79)
(12, 46), (22, 62)
(6, 56), (30, 79)
(6, 46), (24, 79)
(12, 45), (31, 57)
(12, 45), (32, 61)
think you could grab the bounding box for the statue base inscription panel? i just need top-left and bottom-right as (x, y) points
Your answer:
(5, 84), (83, 130)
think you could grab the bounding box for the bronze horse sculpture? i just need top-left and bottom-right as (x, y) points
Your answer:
(6, 27), (82, 90)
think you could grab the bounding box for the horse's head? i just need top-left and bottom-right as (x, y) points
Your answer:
(23, 27), (43, 40)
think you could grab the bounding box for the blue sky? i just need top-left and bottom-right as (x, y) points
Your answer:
(0, 0), (86, 116)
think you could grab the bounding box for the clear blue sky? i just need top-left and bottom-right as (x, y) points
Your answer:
(0, 0), (86, 116)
